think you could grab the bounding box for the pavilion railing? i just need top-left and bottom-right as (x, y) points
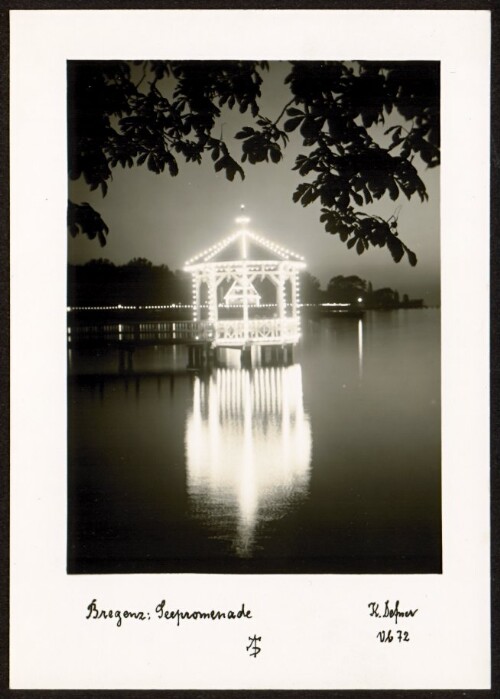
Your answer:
(214, 318), (300, 345)
(67, 318), (300, 347)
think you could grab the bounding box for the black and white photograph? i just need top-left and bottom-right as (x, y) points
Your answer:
(67, 59), (441, 575)
(9, 9), (491, 691)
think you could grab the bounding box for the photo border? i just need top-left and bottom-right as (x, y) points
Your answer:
(5, 2), (496, 695)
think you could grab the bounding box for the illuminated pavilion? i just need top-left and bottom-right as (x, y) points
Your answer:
(184, 208), (306, 365)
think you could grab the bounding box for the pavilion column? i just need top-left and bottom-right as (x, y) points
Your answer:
(208, 270), (218, 325)
(193, 273), (201, 323)
(277, 267), (285, 337)
(242, 264), (249, 342)
(291, 270), (298, 318)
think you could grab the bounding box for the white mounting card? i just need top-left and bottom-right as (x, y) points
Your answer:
(10, 9), (490, 690)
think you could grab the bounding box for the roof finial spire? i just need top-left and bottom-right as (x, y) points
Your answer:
(235, 203), (250, 227)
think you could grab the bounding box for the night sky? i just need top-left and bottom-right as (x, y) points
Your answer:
(68, 62), (440, 305)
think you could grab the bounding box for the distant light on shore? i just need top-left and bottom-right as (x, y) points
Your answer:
(66, 304), (194, 312)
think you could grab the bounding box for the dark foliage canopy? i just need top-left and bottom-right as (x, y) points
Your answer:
(68, 60), (439, 265)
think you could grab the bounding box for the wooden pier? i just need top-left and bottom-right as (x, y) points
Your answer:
(68, 319), (297, 370)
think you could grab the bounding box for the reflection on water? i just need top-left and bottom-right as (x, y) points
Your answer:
(68, 310), (441, 574)
(186, 365), (312, 557)
(358, 319), (363, 380)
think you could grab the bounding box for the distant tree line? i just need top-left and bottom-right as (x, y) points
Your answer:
(67, 258), (191, 307)
(300, 271), (423, 308)
(68, 259), (423, 310)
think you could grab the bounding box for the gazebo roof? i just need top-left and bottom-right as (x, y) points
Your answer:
(185, 228), (305, 267)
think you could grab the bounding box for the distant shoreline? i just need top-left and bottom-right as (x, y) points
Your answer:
(66, 303), (435, 327)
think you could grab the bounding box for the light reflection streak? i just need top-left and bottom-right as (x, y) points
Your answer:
(185, 364), (312, 557)
(358, 319), (363, 380)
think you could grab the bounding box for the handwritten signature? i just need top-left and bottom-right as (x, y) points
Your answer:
(368, 600), (418, 624)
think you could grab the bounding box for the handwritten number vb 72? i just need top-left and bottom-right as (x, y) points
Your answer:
(376, 630), (410, 643)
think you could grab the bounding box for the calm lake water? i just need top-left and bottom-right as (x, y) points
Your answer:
(68, 309), (441, 574)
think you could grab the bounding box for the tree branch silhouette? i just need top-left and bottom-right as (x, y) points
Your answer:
(68, 60), (439, 265)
